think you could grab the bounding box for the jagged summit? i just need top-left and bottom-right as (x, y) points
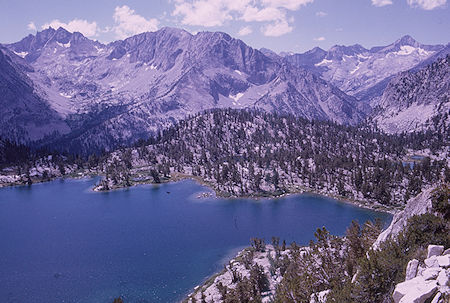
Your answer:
(53, 27), (72, 42)
(326, 44), (368, 59)
(259, 47), (279, 59)
(396, 34), (419, 46)
(370, 34), (443, 53)
(305, 46), (326, 54)
(368, 35), (417, 53)
(158, 26), (192, 36)
(9, 26), (104, 63)
(328, 43), (366, 51)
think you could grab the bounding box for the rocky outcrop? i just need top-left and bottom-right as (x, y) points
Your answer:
(406, 259), (420, 281)
(428, 245), (445, 258)
(185, 244), (292, 303)
(393, 245), (449, 303)
(373, 186), (434, 248)
(310, 289), (330, 303)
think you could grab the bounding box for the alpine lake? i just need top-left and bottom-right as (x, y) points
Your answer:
(0, 177), (392, 303)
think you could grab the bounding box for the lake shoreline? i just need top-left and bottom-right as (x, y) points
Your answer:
(95, 172), (398, 215)
(0, 170), (398, 215)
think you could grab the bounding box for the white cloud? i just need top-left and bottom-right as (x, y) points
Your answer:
(313, 36), (325, 41)
(406, 0), (447, 9)
(172, 0), (243, 27)
(27, 22), (37, 31)
(41, 19), (98, 37)
(241, 6), (285, 22)
(315, 11), (328, 17)
(113, 5), (159, 39)
(237, 26), (253, 36)
(261, 0), (314, 10)
(262, 20), (293, 36)
(371, 0), (393, 6)
(172, 0), (313, 37)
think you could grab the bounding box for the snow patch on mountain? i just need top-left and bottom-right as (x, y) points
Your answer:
(230, 92), (244, 103)
(350, 63), (361, 74)
(394, 45), (431, 56)
(13, 51), (28, 58)
(315, 58), (332, 66)
(59, 92), (72, 98)
(56, 41), (70, 48)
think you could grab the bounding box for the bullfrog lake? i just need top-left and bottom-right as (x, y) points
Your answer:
(0, 178), (391, 303)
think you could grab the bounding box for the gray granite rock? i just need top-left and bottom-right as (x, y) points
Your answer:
(430, 292), (441, 303)
(425, 256), (440, 268)
(393, 277), (437, 303)
(437, 269), (449, 287)
(374, 187), (434, 248)
(423, 268), (441, 280)
(436, 255), (450, 268)
(428, 245), (445, 258)
(406, 259), (420, 280)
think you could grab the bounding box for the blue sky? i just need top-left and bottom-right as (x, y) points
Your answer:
(0, 0), (448, 53)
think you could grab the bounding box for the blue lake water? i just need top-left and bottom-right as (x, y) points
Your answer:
(0, 178), (391, 303)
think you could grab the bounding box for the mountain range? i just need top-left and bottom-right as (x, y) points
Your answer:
(282, 35), (449, 105)
(1, 27), (448, 153)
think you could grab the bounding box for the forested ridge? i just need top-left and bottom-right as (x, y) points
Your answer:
(0, 137), (92, 185)
(98, 108), (449, 208)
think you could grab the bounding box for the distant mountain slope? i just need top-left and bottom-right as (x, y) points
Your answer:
(4, 27), (364, 153)
(371, 55), (449, 134)
(0, 45), (69, 142)
(283, 36), (445, 105)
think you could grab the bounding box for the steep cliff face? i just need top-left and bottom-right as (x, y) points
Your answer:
(373, 187), (435, 248)
(371, 55), (449, 134)
(0, 45), (70, 142)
